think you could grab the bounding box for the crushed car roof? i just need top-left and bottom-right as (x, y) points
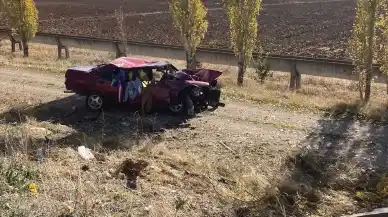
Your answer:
(110, 57), (171, 69)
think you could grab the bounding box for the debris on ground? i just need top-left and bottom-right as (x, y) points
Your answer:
(36, 147), (45, 163)
(28, 183), (38, 194)
(113, 159), (149, 190)
(77, 146), (95, 160)
(81, 165), (90, 171)
(342, 207), (388, 217)
(92, 151), (107, 162)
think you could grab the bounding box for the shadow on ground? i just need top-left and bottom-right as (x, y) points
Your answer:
(235, 102), (388, 217)
(0, 94), (194, 154)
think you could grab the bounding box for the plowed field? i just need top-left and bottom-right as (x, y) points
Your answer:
(0, 0), (356, 59)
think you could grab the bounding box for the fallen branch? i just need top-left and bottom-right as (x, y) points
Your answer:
(218, 141), (238, 154)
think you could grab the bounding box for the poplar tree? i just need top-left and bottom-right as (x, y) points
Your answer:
(349, 0), (379, 102)
(169, 0), (208, 69)
(2, 0), (39, 57)
(224, 0), (262, 86)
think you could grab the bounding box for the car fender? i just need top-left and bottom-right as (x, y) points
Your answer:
(169, 84), (199, 105)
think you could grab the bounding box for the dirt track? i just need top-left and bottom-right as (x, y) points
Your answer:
(1, 67), (388, 216)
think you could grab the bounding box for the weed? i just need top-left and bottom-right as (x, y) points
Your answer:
(0, 159), (37, 193)
(253, 54), (271, 83)
(376, 174), (388, 197)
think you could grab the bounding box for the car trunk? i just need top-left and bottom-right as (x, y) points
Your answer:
(65, 65), (97, 93)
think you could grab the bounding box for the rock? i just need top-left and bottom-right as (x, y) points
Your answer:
(77, 146), (95, 160)
(144, 205), (152, 212)
(102, 171), (112, 179)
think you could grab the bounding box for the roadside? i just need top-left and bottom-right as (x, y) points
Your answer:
(1, 40), (388, 122)
(0, 66), (387, 216)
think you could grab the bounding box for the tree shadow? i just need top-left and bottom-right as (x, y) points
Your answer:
(237, 102), (388, 216)
(0, 94), (194, 155)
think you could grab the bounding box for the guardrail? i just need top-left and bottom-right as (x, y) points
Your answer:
(0, 29), (386, 88)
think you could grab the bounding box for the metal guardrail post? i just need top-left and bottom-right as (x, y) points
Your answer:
(9, 34), (22, 53)
(56, 37), (69, 59)
(115, 42), (126, 58)
(289, 60), (301, 90)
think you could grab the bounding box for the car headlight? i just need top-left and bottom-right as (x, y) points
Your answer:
(193, 88), (202, 97)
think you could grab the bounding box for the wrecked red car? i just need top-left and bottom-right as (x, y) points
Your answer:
(64, 57), (222, 116)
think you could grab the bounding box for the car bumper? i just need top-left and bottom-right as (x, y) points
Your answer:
(208, 88), (221, 107)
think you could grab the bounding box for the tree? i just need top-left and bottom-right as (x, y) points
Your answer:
(224, 0), (262, 86)
(2, 0), (38, 57)
(349, 0), (381, 103)
(376, 1), (388, 88)
(114, 6), (127, 57)
(169, 0), (208, 69)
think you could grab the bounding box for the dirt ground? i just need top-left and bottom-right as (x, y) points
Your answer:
(0, 67), (387, 216)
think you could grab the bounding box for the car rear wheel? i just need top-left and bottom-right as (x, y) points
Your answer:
(86, 93), (104, 111)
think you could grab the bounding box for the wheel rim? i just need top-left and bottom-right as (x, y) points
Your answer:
(169, 103), (183, 112)
(88, 95), (103, 110)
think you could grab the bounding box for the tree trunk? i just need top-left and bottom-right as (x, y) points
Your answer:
(189, 53), (197, 69)
(359, 71), (365, 100)
(185, 50), (190, 69)
(364, 0), (377, 103)
(21, 35), (29, 57)
(237, 51), (245, 86)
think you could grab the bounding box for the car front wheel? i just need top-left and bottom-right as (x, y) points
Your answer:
(169, 93), (195, 117)
(86, 93), (104, 111)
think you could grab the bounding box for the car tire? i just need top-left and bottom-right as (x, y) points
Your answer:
(183, 93), (195, 117)
(85, 93), (104, 112)
(169, 92), (195, 117)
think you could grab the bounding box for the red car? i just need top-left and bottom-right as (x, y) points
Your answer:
(64, 57), (222, 116)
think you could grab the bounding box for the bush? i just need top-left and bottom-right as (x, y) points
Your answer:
(253, 54), (271, 83)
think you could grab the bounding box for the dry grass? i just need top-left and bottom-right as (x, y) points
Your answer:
(0, 112), (287, 217)
(216, 66), (388, 120)
(0, 40), (114, 73)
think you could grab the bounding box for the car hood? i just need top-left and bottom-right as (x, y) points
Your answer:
(181, 69), (223, 82)
(195, 69), (222, 82)
(68, 65), (97, 72)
